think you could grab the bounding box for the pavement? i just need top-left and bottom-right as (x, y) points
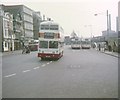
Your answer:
(101, 50), (119, 58)
(93, 47), (119, 58)
(2, 50), (22, 56)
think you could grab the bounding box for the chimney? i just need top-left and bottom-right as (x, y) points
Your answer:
(109, 14), (111, 31)
(116, 17), (119, 33)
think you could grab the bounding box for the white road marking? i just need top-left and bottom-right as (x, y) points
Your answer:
(33, 67), (40, 69)
(42, 64), (46, 67)
(22, 70), (31, 73)
(4, 61), (53, 78)
(4, 73), (16, 78)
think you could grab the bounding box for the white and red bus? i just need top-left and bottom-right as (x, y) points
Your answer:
(28, 40), (39, 51)
(38, 21), (64, 60)
(71, 38), (81, 49)
(81, 38), (91, 49)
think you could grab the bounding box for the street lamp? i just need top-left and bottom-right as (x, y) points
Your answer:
(94, 10), (109, 40)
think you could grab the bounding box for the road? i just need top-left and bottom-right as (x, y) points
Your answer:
(2, 45), (118, 98)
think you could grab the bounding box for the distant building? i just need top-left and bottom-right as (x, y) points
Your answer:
(102, 30), (117, 37)
(70, 30), (77, 38)
(64, 36), (71, 45)
(0, 5), (15, 52)
(102, 13), (117, 40)
(4, 6), (23, 50)
(1, 4), (52, 51)
(33, 11), (42, 40)
(92, 36), (105, 42)
(5, 5), (34, 46)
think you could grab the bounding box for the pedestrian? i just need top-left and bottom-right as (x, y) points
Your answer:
(22, 46), (26, 54)
(113, 42), (116, 52)
(104, 44), (106, 52)
(98, 44), (101, 51)
(26, 46), (30, 53)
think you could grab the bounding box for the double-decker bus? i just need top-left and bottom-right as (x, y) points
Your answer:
(38, 21), (64, 60)
(71, 38), (81, 49)
(81, 38), (91, 49)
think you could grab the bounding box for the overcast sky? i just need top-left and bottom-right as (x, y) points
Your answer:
(0, 0), (119, 37)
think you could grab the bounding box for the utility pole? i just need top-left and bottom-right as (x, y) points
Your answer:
(94, 10), (109, 49)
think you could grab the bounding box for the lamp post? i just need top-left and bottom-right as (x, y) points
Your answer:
(94, 10), (109, 40)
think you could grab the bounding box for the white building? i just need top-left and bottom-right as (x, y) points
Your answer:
(22, 5), (33, 39)
(3, 12), (15, 51)
(0, 5), (15, 52)
(33, 11), (42, 40)
(5, 5), (34, 46)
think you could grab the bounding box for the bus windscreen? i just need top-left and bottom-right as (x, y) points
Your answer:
(49, 41), (58, 48)
(39, 41), (48, 48)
